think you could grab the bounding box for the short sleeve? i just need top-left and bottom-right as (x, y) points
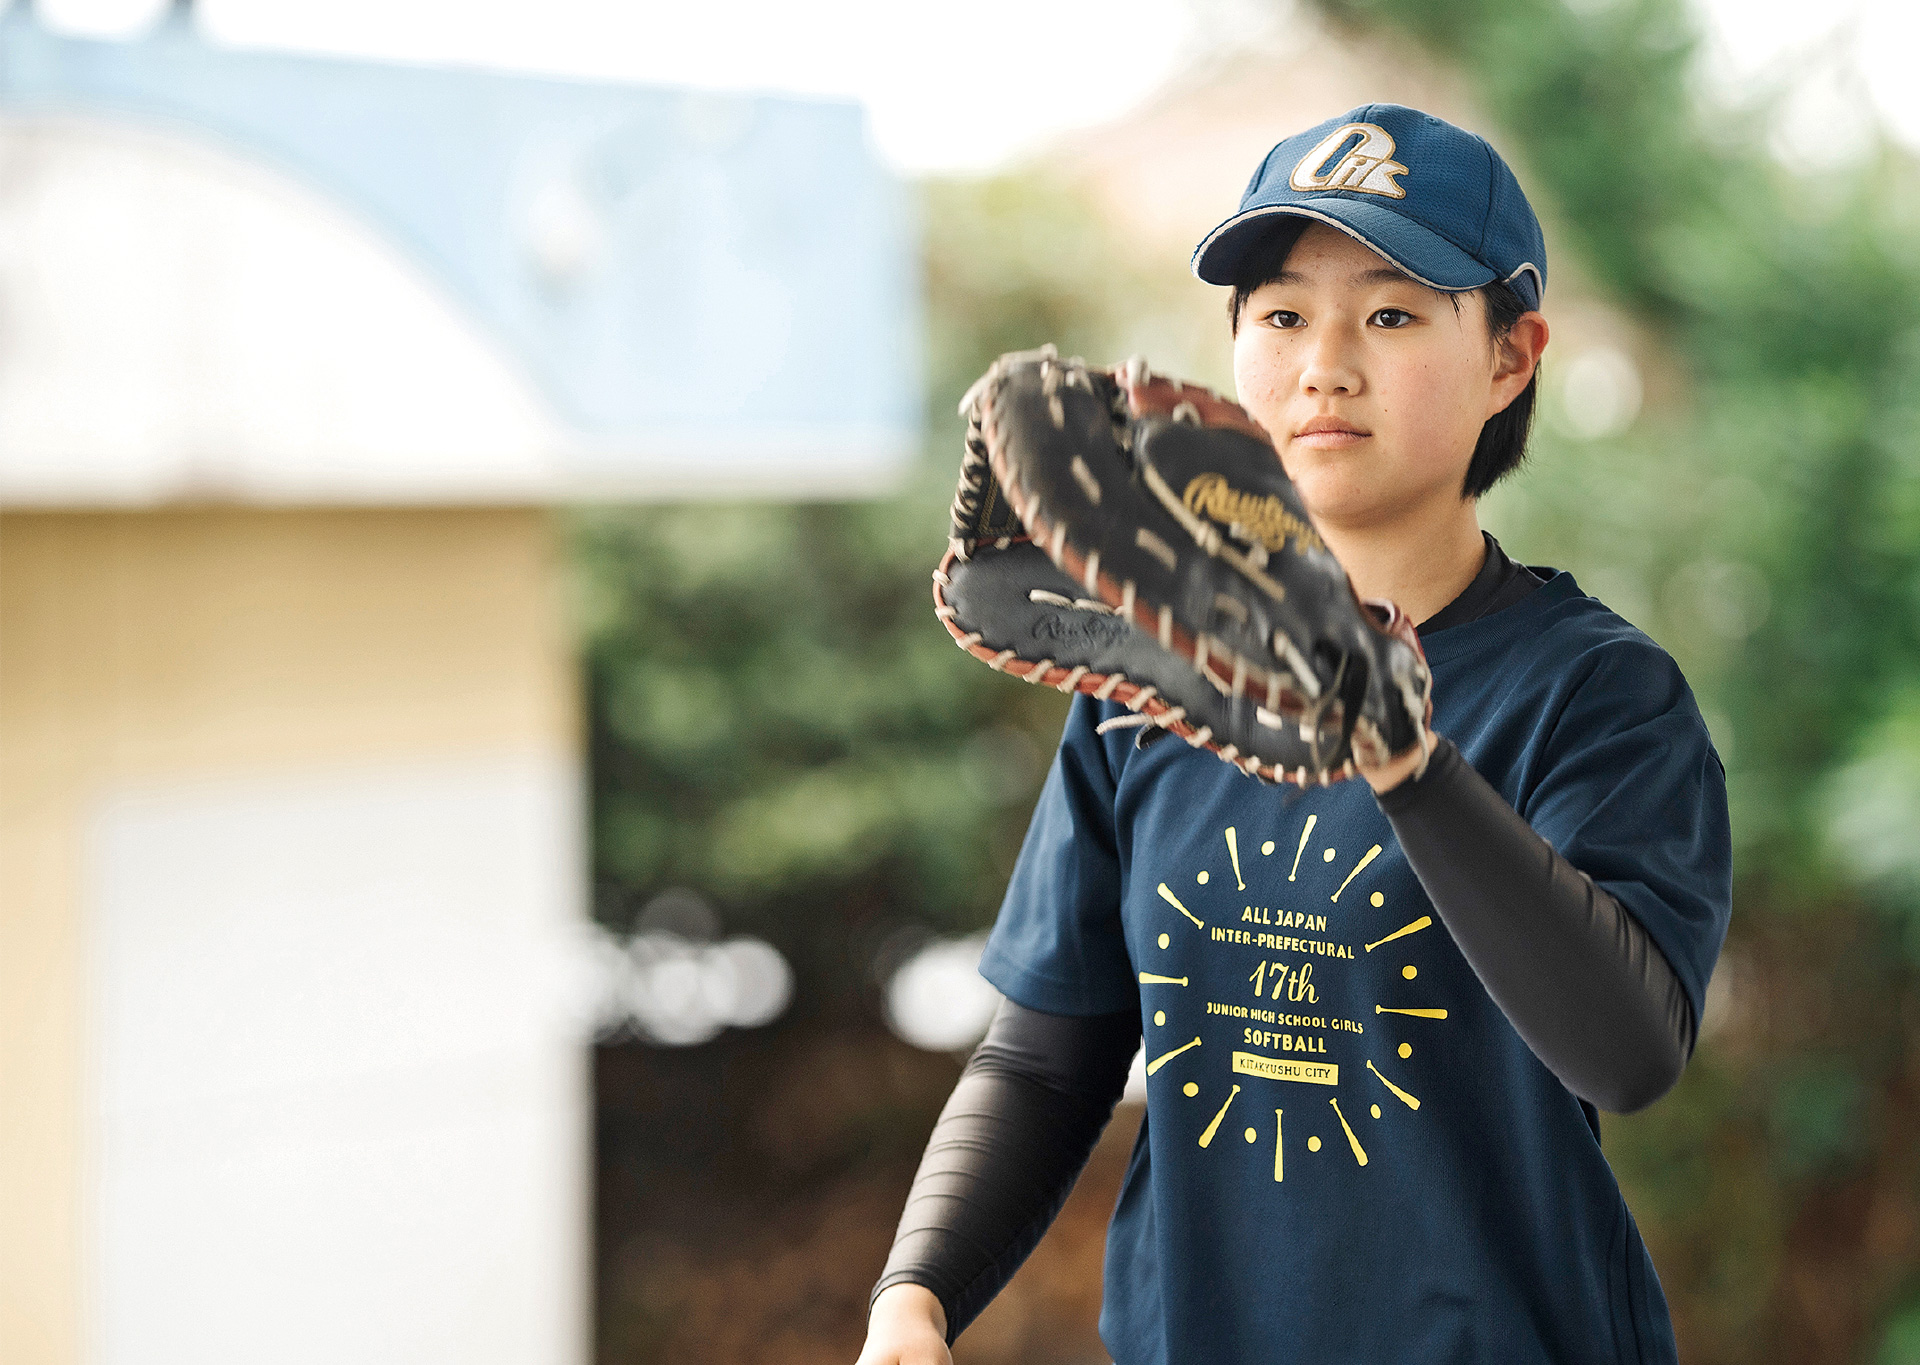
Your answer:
(1520, 636), (1733, 1027)
(978, 695), (1139, 1016)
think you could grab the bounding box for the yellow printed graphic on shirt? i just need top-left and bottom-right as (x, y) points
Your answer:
(1141, 823), (1444, 1180)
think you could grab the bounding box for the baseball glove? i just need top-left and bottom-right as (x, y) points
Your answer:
(933, 346), (1431, 785)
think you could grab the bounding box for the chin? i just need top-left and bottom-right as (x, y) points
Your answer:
(1302, 497), (1382, 532)
(1298, 476), (1419, 533)
(1285, 467), (1366, 523)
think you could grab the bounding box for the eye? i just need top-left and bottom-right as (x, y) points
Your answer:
(1371, 307), (1415, 329)
(1262, 309), (1304, 329)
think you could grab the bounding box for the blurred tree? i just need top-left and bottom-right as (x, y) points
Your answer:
(578, 175), (1183, 1365)
(1305, 1), (1920, 1360)
(572, 171), (1176, 1017)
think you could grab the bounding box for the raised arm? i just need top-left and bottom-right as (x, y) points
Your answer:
(1370, 735), (1696, 1113)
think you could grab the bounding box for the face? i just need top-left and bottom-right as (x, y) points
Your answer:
(1231, 222), (1537, 531)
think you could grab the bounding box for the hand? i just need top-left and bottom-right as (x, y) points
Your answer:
(1353, 596), (1434, 793)
(855, 1284), (952, 1365)
(1355, 725), (1435, 795)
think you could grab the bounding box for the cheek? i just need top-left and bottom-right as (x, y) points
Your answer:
(1382, 354), (1487, 458)
(1231, 341), (1290, 420)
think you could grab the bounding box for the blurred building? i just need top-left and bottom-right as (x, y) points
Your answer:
(0, 11), (916, 1365)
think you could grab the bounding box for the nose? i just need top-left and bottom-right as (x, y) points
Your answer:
(1298, 327), (1363, 397)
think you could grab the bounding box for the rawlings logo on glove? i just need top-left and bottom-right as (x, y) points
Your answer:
(1179, 473), (1324, 557)
(933, 346), (1432, 786)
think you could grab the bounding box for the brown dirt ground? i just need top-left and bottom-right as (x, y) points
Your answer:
(595, 1025), (1140, 1365)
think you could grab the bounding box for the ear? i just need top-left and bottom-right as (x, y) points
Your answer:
(1486, 311), (1549, 419)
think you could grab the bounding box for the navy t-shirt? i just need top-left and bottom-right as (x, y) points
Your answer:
(978, 570), (1731, 1365)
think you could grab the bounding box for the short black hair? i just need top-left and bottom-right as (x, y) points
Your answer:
(1225, 222), (1538, 499)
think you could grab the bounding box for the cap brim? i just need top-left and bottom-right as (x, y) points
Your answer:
(1191, 199), (1495, 295)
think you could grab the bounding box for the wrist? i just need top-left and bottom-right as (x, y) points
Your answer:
(1357, 727), (1435, 795)
(870, 1282), (948, 1342)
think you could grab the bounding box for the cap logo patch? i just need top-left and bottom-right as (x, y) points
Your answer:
(1289, 123), (1408, 199)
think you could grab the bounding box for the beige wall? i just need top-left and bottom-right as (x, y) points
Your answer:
(0, 507), (579, 1364)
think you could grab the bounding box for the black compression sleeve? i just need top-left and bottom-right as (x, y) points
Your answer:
(1376, 736), (1696, 1113)
(870, 998), (1139, 1342)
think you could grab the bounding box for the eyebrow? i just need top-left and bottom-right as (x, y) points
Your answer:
(1267, 266), (1420, 288)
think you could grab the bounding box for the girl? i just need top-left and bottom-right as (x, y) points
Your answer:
(859, 104), (1729, 1365)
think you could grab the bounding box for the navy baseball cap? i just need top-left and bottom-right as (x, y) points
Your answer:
(1191, 103), (1546, 310)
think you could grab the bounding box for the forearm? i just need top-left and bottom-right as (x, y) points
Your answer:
(871, 1000), (1138, 1342)
(1376, 736), (1696, 1112)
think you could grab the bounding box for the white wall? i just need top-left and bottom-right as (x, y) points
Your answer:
(85, 756), (586, 1365)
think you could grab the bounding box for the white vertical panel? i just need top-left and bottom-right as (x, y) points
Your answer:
(85, 756), (586, 1365)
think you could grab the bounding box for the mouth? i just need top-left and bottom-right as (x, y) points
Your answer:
(1292, 416), (1371, 447)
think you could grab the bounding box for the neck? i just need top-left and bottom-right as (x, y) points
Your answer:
(1316, 495), (1486, 625)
